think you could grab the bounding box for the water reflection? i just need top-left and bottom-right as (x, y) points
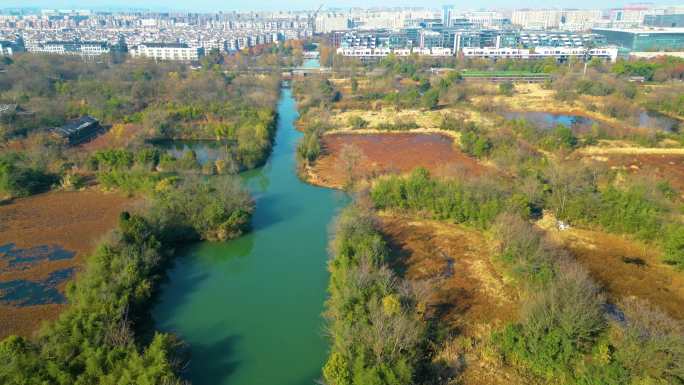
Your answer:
(152, 139), (229, 165)
(503, 111), (594, 130)
(504, 110), (681, 132)
(637, 110), (681, 132)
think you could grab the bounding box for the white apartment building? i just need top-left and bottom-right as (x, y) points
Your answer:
(462, 47), (531, 59)
(512, 10), (563, 30)
(316, 12), (350, 33)
(130, 43), (204, 61)
(26, 41), (110, 56)
(562, 10), (603, 31)
(462, 46), (619, 61)
(512, 9), (602, 30)
(609, 6), (650, 26)
(463, 11), (507, 28)
(336, 46), (452, 58)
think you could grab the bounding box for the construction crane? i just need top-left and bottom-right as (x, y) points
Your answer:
(309, 4), (324, 35)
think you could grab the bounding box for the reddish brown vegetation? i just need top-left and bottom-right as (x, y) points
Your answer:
(379, 214), (523, 385)
(543, 225), (684, 321)
(311, 133), (487, 188)
(80, 123), (145, 151)
(591, 154), (684, 192)
(380, 214), (515, 331)
(0, 189), (137, 338)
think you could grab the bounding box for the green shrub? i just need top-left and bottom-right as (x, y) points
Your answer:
(0, 153), (56, 198)
(371, 168), (518, 228)
(460, 129), (492, 158)
(663, 225), (684, 268)
(348, 115), (369, 129)
(542, 124), (578, 150)
(611, 298), (684, 384)
(492, 213), (557, 284)
(499, 81), (515, 96)
(596, 186), (663, 240)
(297, 129), (322, 164)
(88, 148), (135, 170)
(494, 264), (606, 381)
(97, 169), (164, 194)
(421, 88), (440, 110)
(152, 175), (253, 241)
(324, 205), (425, 385)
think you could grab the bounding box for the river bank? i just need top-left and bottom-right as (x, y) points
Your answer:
(153, 86), (348, 385)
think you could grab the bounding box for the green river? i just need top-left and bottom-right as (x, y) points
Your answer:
(153, 85), (348, 385)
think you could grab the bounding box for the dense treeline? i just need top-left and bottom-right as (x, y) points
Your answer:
(552, 59), (684, 122)
(433, 116), (683, 268)
(0, 54), (279, 156)
(0, 54), (280, 198)
(0, 175), (253, 384)
(292, 77), (340, 113)
(323, 205), (428, 385)
(371, 168), (518, 228)
(86, 143), (243, 195)
(370, 166), (684, 268)
(544, 164), (684, 268)
(611, 56), (684, 82)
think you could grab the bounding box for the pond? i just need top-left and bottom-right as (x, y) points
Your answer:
(503, 111), (595, 130)
(637, 110), (681, 132)
(153, 86), (349, 385)
(504, 110), (681, 132)
(152, 140), (228, 166)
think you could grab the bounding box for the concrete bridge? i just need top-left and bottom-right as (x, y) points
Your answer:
(281, 66), (331, 79)
(228, 66), (331, 79)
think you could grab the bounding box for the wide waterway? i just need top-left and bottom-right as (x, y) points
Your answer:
(153, 85), (348, 385)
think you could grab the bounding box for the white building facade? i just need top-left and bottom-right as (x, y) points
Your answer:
(130, 43), (204, 61)
(462, 46), (619, 62)
(26, 41), (110, 56)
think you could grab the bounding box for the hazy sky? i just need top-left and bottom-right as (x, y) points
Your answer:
(5, 0), (684, 12)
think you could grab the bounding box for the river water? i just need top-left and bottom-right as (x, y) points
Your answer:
(153, 86), (348, 385)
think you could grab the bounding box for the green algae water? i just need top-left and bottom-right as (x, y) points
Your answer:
(153, 86), (347, 385)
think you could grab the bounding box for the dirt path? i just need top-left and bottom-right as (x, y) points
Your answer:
(325, 127), (460, 140)
(378, 214), (524, 385)
(0, 189), (138, 339)
(578, 146), (684, 155)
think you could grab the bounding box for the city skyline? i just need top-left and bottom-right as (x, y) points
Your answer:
(5, 1), (684, 12)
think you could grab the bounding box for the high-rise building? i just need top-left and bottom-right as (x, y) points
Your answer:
(442, 5), (454, 28)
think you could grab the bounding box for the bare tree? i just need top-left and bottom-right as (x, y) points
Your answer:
(336, 144), (366, 190)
